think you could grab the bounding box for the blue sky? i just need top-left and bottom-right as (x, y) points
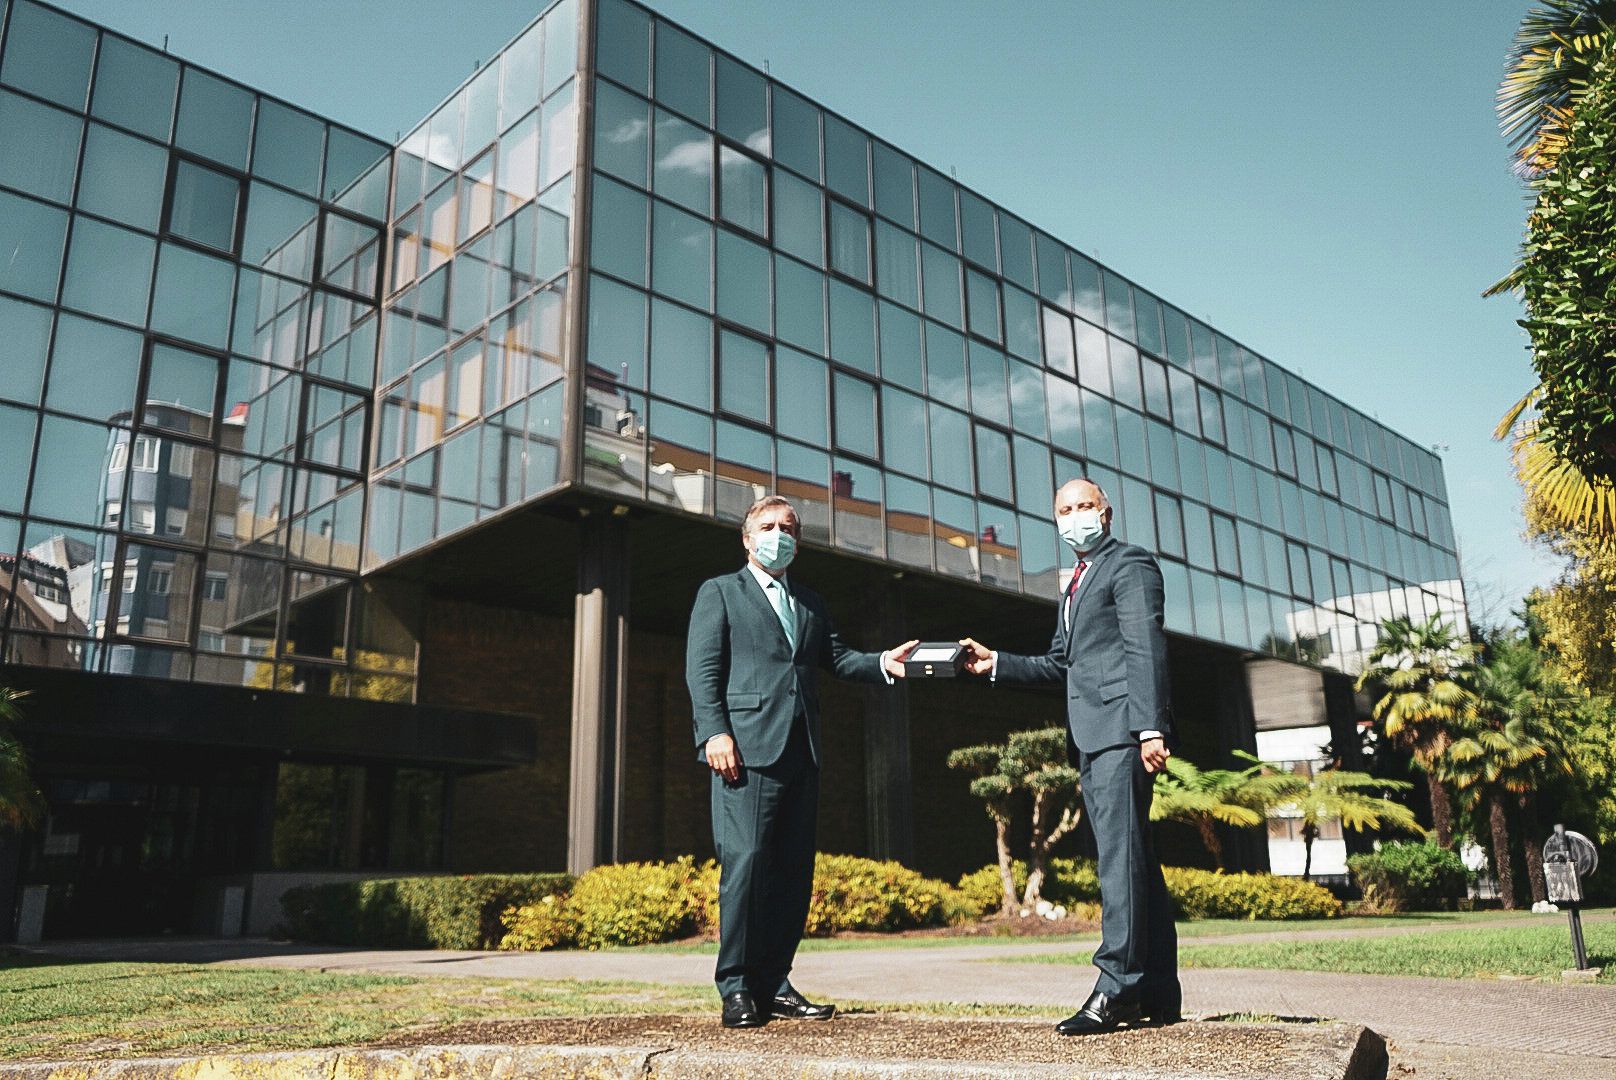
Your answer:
(56, 0), (1558, 626)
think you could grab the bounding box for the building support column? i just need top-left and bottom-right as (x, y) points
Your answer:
(567, 512), (630, 875)
(862, 574), (914, 865)
(1323, 671), (1375, 860)
(1217, 662), (1269, 874)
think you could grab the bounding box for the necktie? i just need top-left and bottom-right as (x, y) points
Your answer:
(1064, 560), (1089, 628)
(768, 580), (796, 650)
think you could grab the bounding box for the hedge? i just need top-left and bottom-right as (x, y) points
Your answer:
(280, 873), (572, 949)
(1348, 840), (1469, 912)
(957, 858), (1341, 921)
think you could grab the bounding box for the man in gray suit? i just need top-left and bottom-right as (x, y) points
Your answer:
(687, 495), (916, 1028)
(960, 477), (1180, 1035)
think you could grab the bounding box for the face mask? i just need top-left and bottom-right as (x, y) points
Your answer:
(1059, 508), (1105, 552)
(750, 528), (796, 571)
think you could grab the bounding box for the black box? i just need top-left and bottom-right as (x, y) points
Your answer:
(901, 642), (967, 678)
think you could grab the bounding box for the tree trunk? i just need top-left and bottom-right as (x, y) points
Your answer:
(1426, 772), (1454, 849)
(1023, 793), (1047, 909)
(1519, 793), (1546, 905)
(1489, 795), (1516, 911)
(1196, 818), (1224, 869)
(994, 815), (1017, 917)
(1301, 821), (1318, 881)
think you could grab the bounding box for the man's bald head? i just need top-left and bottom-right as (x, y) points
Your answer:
(1055, 478), (1112, 526)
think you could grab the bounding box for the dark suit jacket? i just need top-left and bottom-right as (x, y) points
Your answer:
(994, 533), (1173, 759)
(686, 567), (885, 769)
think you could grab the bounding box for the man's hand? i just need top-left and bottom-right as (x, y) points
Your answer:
(958, 637), (995, 676)
(883, 639), (921, 679)
(1140, 736), (1170, 775)
(706, 733), (742, 783)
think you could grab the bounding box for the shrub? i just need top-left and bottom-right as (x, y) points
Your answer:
(803, 853), (950, 935)
(498, 893), (574, 951)
(1349, 840), (1469, 912)
(958, 858), (1340, 921)
(280, 873), (571, 949)
(563, 856), (716, 949)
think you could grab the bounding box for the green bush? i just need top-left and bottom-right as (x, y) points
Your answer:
(958, 858), (1340, 921)
(280, 873), (571, 949)
(563, 856), (717, 949)
(498, 893), (574, 951)
(804, 854), (951, 935)
(1349, 840), (1469, 912)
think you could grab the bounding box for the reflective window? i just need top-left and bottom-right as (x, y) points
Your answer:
(76, 123), (166, 230)
(872, 142), (914, 228)
(1145, 419), (1177, 489)
(541, 0), (578, 97)
(715, 53), (767, 154)
(884, 472), (930, 569)
(966, 269), (1000, 342)
(1198, 384), (1225, 443)
(1035, 233), (1067, 308)
(61, 217), (156, 327)
(0, 404), (35, 511)
(1142, 356), (1171, 420)
(654, 21), (710, 123)
(651, 200), (711, 310)
(0, 90), (82, 203)
(587, 274), (645, 388)
(925, 321), (966, 407)
(1008, 358), (1046, 439)
(168, 159), (242, 253)
(1074, 318), (1109, 394)
(90, 35), (177, 141)
(253, 98), (324, 195)
(1045, 373), (1081, 457)
(932, 488), (976, 579)
(833, 455), (882, 555)
(776, 439), (829, 541)
(175, 68), (253, 169)
(1135, 290), (1164, 356)
(1109, 338), (1142, 410)
(501, 20), (544, 131)
(1013, 434), (1052, 515)
(325, 127), (389, 207)
(828, 280), (875, 373)
(653, 108), (711, 214)
(718, 145), (767, 237)
(30, 414), (116, 526)
(715, 228), (770, 333)
(1003, 285), (1039, 360)
(718, 329), (768, 420)
(773, 255), (824, 354)
(1081, 389), (1116, 467)
(597, 0), (651, 94)
(881, 385), (928, 478)
(144, 343), (219, 432)
(928, 403), (971, 492)
(1, 1), (96, 110)
(877, 301), (922, 390)
(832, 372), (877, 458)
(1212, 512), (1241, 576)
(828, 200), (871, 282)
(1040, 305), (1075, 378)
(773, 169), (822, 265)
(974, 424), (1012, 503)
(150, 242), (235, 349)
(458, 151), (496, 242)
(967, 341), (1008, 425)
(648, 297), (711, 409)
(1168, 368), (1199, 437)
(1071, 254), (1103, 325)
(590, 174), (647, 284)
(920, 243), (961, 327)
(45, 313), (140, 422)
(1182, 501), (1215, 567)
(241, 182), (317, 278)
(999, 214), (1034, 291)
(714, 419), (771, 522)
(772, 86), (820, 180)
(0, 295), (52, 407)
(1103, 270), (1134, 342)
(774, 346), (827, 446)
(824, 114), (869, 206)
(462, 61), (500, 158)
(916, 167), (956, 249)
(873, 220), (918, 308)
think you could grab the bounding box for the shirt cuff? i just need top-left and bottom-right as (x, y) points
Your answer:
(989, 652), (998, 683)
(880, 650), (895, 685)
(1139, 730), (1162, 741)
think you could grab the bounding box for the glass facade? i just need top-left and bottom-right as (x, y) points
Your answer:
(577, 0), (1465, 673)
(0, 0), (1463, 696)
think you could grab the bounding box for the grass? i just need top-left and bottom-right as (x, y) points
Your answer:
(0, 958), (711, 1062)
(1009, 920), (1616, 983)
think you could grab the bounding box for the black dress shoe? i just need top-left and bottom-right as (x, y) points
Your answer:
(769, 988), (836, 1020)
(1055, 990), (1140, 1036)
(721, 991), (765, 1028)
(1139, 1000), (1183, 1025)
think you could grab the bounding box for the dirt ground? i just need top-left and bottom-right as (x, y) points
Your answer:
(371, 1013), (1371, 1078)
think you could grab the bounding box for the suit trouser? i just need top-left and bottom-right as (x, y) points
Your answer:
(711, 715), (817, 998)
(1080, 742), (1179, 1003)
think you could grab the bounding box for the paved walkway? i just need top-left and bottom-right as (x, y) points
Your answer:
(23, 920), (1616, 1063)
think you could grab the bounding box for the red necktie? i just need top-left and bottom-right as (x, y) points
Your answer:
(1065, 559), (1090, 598)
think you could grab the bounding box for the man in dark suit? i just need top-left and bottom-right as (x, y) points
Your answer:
(960, 477), (1180, 1035)
(686, 494), (916, 1029)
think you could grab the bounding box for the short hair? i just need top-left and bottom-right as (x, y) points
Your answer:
(1059, 476), (1111, 509)
(741, 494), (799, 534)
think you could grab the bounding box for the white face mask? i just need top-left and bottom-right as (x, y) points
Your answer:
(1059, 508), (1105, 552)
(750, 527), (796, 571)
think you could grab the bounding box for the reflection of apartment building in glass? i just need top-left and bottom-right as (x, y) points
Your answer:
(0, 0), (1464, 938)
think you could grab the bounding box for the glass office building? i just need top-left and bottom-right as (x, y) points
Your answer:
(0, 0), (1464, 937)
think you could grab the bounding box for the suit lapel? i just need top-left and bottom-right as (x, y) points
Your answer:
(735, 567), (793, 652)
(790, 583), (810, 661)
(1064, 534), (1119, 656)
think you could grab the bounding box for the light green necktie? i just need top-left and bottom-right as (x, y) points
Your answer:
(767, 579), (796, 650)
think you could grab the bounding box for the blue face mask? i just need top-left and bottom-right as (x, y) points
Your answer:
(1059, 508), (1105, 552)
(751, 528), (797, 571)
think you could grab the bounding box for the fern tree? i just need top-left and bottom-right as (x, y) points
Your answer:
(947, 728), (1082, 914)
(0, 688), (43, 832)
(1354, 616), (1476, 848)
(1274, 766), (1420, 881)
(1148, 755), (1296, 869)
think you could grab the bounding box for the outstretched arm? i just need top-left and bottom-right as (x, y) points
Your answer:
(961, 615), (1067, 686)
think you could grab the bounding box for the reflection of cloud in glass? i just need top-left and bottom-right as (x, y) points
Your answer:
(657, 136), (711, 176)
(603, 116), (646, 146)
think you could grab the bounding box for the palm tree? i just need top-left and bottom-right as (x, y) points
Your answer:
(1495, 388), (1616, 537)
(1442, 639), (1573, 906)
(1354, 616), (1476, 849)
(1271, 767), (1421, 882)
(1149, 755), (1296, 869)
(0, 687), (43, 832)
(1497, 1), (1616, 179)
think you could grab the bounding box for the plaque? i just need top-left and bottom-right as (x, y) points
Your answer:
(902, 642), (967, 678)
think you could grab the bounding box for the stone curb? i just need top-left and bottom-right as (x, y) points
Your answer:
(0, 1025), (1388, 1080)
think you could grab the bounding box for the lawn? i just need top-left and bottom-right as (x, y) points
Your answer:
(0, 959), (711, 1062)
(1010, 919), (1616, 982)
